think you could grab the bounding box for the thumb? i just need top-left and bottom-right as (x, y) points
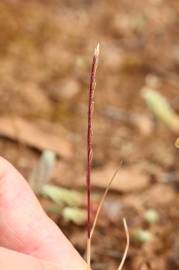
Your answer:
(0, 247), (66, 270)
(0, 157), (86, 270)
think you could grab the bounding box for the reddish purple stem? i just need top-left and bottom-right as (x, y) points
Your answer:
(86, 45), (99, 239)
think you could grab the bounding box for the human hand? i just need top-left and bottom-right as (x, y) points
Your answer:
(0, 157), (86, 270)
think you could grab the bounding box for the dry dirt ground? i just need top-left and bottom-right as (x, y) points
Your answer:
(1, 0), (179, 269)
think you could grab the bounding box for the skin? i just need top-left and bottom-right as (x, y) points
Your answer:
(0, 156), (86, 270)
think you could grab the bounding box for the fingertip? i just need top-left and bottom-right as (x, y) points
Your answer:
(0, 156), (11, 183)
(0, 157), (86, 269)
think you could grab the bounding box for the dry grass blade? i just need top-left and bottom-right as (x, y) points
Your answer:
(86, 168), (119, 270)
(117, 218), (129, 270)
(87, 169), (129, 270)
(90, 168), (119, 239)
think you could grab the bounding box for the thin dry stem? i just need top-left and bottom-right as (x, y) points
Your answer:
(90, 168), (119, 239)
(88, 169), (129, 270)
(86, 238), (91, 270)
(117, 218), (130, 270)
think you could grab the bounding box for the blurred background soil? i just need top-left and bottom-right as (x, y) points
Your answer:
(1, 0), (179, 269)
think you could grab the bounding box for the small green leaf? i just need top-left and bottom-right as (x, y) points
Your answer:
(142, 88), (179, 132)
(133, 229), (152, 244)
(41, 184), (83, 207)
(62, 207), (86, 225)
(144, 209), (159, 225)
